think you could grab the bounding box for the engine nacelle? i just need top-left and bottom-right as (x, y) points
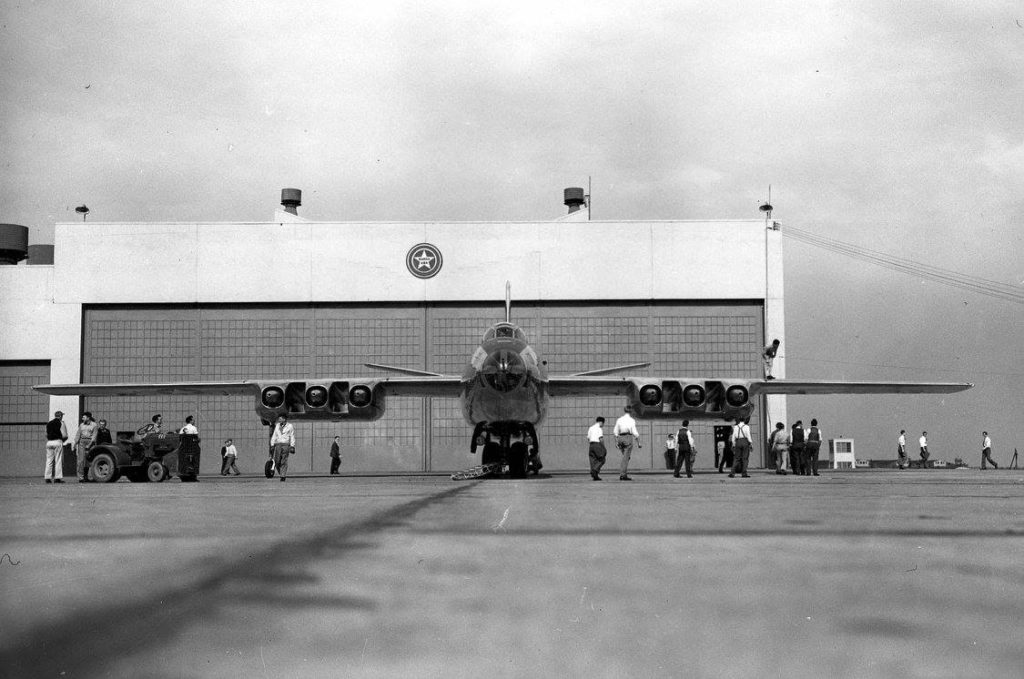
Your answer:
(626, 379), (753, 420)
(256, 380), (386, 422)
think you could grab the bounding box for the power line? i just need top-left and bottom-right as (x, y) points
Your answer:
(781, 225), (1024, 304)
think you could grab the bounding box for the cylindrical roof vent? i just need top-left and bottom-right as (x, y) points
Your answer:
(28, 243), (54, 265)
(281, 188), (302, 215)
(0, 224), (29, 265)
(563, 187), (586, 213)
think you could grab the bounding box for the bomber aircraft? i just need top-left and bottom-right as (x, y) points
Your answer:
(35, 284), (972, 478)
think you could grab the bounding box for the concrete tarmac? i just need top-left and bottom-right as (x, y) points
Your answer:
(1, 468), (1022, 678)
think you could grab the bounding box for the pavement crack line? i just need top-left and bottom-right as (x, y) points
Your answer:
(0, 482), (478, 679)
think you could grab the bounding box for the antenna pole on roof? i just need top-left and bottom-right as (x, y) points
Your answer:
(505, 281), (511, 323)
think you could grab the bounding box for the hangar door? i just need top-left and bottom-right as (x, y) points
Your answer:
(0, 361), (51, 476)
(81, 302), (763, 475)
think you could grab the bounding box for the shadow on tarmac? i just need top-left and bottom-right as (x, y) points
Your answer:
(0, 484), (474, 679)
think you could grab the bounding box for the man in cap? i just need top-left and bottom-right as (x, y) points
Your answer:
(44, 411), (68, 484)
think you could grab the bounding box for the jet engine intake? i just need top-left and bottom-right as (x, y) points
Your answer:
(255, 380), (386, 421)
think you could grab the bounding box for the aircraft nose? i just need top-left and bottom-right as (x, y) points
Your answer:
(481, 350), (527, 393)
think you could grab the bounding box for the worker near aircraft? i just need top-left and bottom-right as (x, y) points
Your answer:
(613, 406), (641, 481)
(763, 339), (781, 379)
(74, 412), (98, 483)
(981, 432), (998, 470)
(897, 430), (908, 469)
(673, 420), (695, 479)
(270, 414), (296, 482)
(805, 419), (822, 476)
(587, 416), (607, 481)
(730, 418), (752, 478)
(919, 432), (930, 468)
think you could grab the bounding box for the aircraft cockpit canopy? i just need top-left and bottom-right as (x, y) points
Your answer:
(483, 323), (528, 344)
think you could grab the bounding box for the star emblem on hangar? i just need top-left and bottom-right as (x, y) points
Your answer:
(405, 243), (443, 279)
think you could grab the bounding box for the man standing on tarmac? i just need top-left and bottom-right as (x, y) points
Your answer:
(74, 412), (98, 483)
(981, 432), (998, 469)
(587, 416), (607, 481)
(730, 418), (752, 478)
(613, 406), (641, 481)
(791, 420), (806, 476)
(919, 432), (930, 468)
(270, 414), (295, 482)
(44, 411), (68, 484)
(673, 420), (695, 479)
(806, 419), (822, 476)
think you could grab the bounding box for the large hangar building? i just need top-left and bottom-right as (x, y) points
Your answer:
(0, 189), (787, 476)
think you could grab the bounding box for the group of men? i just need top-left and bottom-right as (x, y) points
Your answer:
(586, 409), (757, 481)
(767, 419), (823, 476)
(43, 410), (114, 483)
(42, 411), (201, 483)
(897, 430), (1001, 469)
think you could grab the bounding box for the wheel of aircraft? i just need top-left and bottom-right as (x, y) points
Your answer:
(481, 441), (502, 467)
(507, 441), (528, 478)
(146, 460), (167, 483)
(90, 452), (120, 483)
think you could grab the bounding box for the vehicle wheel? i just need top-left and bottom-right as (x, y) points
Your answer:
(508, 441), (528, 478)
(146, 460), (167, 483)
(481, 441), (501, 466)
(90, 452), (120, 483)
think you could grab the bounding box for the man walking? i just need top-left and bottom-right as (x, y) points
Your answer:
(897, 430), (908, 469)
(587, 416), (607, 481)
(673, 420), (695, 478)
(730, 418), (752, 478)
(805, 419), (822, 476)
(981, 432), (998, 469)
(919, 432), (930, 469)
(44, 410), (68, 484)
(613, 406), (641, 481)
(329, 435), (341, 475)
(222, 439), (240, 475)
(270, 414), (295, 482)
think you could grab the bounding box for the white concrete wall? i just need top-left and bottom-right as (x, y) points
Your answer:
(52, 219), (771, 304)
(0, 265), (82, 420)
(7, 217), (785, 428)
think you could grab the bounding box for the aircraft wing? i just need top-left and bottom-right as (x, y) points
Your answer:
(33, 381), (260, 396)
(547, 375), (972, 420)
(749, 380), (973, 395)
(33, 375), (467, 422)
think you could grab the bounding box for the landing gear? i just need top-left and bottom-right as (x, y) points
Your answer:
(462, 421), (543, 480)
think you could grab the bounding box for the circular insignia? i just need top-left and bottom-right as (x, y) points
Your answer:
(406, 243), (443, 279)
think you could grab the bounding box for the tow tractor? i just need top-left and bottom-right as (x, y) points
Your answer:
(85, 427), (201, 483)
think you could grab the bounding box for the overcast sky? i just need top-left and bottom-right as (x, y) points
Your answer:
(2, 1), (1021, 461)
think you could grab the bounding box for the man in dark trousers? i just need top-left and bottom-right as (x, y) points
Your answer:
(981, 432), (998, 469)
(587, 416), (607, 481)
(673, 420), (695, 478)
(791, 421), (806, 476)
(329, 435), (341, 475)
(730, 418), (752, 478)
(805, 419), (822, 476)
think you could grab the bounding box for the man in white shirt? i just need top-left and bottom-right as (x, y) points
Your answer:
(270, 414), (296, 482)
(763, 339), (781, 379)
(897, 430), (908, 469)
(919, 432), (929, 469)
(587, 417), (607, 481)
(612, 406), (641, 481)
(221, 438), (240, 476)
(730, 418), (752, 478)
(179, 415), (199, 435)
(981, 431), (998, 469)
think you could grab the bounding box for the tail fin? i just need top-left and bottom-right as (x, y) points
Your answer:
(505, 281), (511, 323)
